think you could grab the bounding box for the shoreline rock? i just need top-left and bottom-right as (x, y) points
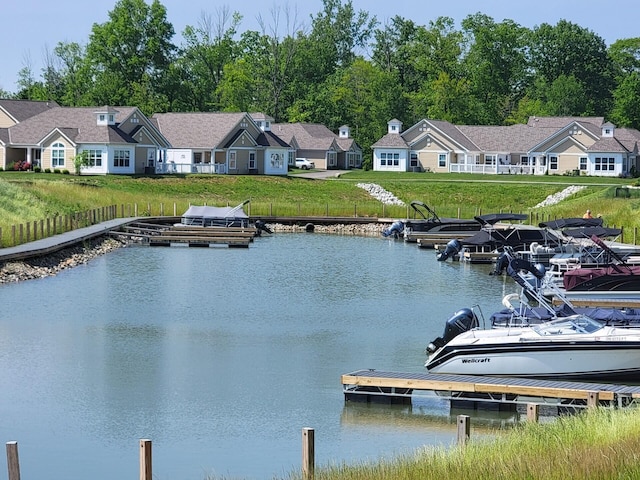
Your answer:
(0, 237), (131, 284)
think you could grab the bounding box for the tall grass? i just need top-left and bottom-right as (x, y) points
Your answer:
(1, 172), (639, 245)
(271, 408), (640, 480)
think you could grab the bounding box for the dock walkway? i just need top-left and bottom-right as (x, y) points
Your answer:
(342, 369), (640, 409)
(0, 217), (140, 262)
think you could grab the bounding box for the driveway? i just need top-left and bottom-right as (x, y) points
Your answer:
(291, 170), (348, 179)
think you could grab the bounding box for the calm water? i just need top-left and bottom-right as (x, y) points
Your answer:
(0, 233), (515, 480)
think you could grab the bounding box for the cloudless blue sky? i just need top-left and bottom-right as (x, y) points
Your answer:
(2, 0), (637, 94)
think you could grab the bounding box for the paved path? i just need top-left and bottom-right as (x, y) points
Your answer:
(0, 217), (139, 262)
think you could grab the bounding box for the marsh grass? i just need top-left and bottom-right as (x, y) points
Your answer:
(270, 408), (640, 480)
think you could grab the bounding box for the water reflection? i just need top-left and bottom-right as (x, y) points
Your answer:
(0, 233), (516, 480)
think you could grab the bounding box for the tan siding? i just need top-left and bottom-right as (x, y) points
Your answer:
(0, 147), (5, 169)
(41, 137), (75, 171)
(0, 110), (17, 128)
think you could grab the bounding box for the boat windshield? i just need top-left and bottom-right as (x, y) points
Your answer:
(533, 315), (604, 336)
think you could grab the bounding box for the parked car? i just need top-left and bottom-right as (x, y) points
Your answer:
(295, 158), (315, 170)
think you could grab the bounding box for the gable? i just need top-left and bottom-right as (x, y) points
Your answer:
(0, 110), (16, 128)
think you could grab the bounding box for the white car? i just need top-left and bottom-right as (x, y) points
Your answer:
(295, 158), (315, 170)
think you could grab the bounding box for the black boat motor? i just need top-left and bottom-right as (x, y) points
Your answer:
(436, 239), (462, 261)
(426, 308), (479, 354)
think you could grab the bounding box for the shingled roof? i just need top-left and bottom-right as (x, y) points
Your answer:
(153, 112), (248, 149)
(8, 106), (138, 145)
(272, 123), (340, 150)
(0, 99), (59, 123)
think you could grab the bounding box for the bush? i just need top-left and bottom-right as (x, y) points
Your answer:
(13, 160), (31, 171)
(44, 168), (51, 173)
(53, 168), (61, 174)
(33, 166), (41, 173)
(62, 169), (70, 175)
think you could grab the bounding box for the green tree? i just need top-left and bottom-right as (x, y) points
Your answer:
(528, 20), (614, 115)
(461, 13), (528, 124)
(175, 8), (241, 111)
(610, 72), (640, 128)
(86, 0), (175, 109)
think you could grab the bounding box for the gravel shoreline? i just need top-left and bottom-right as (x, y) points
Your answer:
(0, 223), (388, 284)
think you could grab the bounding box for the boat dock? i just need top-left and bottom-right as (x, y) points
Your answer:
(341, 369), (640, 411)
(112, 221), (258, 248)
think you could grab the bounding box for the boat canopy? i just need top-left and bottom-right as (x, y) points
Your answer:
(474, 213), (528, 225)
(539, 218), (603, 229)
(180, 201), (250, 227)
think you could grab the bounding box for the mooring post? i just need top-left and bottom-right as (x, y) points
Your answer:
(6, 441), (20, 480)
(457, 415), (470, 445)
(139, 439), (152, 480)
(302, 427), (315, 480)
(587, 391), (599, 408)
(527, 403), (539, 422)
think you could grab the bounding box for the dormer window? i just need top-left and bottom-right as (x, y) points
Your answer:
(95, 107), (118, 126)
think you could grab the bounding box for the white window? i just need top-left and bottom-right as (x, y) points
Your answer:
(549, 156), (558, 170)
(86, 149), (102, 167)
(229, 151), (237, 169)
(579, 157), (588, 171)
(270, 153), (282, 168)
(595, 157), (615, 171)
(410, 152), (418, 167)
(113, 150), (130, 167)
(327, 151), (337, 167)
(249, 152), (256, 170)
(520, 156), (529, 166)
(485, 154), (496, 165)
(438, 154), (446, 168)
(52, 142), (65, 167)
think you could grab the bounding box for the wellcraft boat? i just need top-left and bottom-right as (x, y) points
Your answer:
(424, 312), (640, 380)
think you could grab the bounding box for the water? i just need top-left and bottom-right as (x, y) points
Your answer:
(0, 233), (515, 480)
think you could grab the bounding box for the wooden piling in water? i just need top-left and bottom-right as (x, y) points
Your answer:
(139, 439), (152, 480)
(6, 441), (20, 480)
(302, 427), (315, 480)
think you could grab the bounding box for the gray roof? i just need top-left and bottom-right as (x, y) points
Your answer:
(587, 137), (629, 153)
(459, 124), (555, 152)
(8, 106), (138, 145)
(153, 112), (248, 149)
(425, 119), (479, 151)
(272, 123), (340, 151)
(0, 99), (59, 123)
(371, 133), (408, 148)
(527, 116), (604, 128)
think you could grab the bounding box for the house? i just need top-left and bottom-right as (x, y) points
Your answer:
(372, 116), (640, 177)
(271, 122), (362, 170)
(0, 100), (170, 174)
(152, 112), (290, 175)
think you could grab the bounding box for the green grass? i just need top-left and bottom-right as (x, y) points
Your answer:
(1, 170), (639, 246)
(266, 408), (640, 480)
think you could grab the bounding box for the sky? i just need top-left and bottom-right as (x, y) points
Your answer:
(2, 0), (638, 94)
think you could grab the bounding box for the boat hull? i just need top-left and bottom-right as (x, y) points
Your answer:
(426, 341), (640, 380)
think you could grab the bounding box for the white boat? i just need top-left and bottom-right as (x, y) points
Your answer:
(424, 311), (640, 380)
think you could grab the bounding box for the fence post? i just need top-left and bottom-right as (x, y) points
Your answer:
(173, 203), (177, 216)
(19, 224), (23, 244)
(0, 226), (2, 247)
(26, 222), (30, 242)
(527, 403), (539, 422)
(12, 225), (16, 246)
(139, 439), (152, 480)
(6, 441), (21, 480)
(302, 427), (315, 480)
(457, 415), (470, 445)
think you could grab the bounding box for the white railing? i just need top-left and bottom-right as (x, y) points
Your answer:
(156, 162), (227, 174)
(449, 164), (539, 175)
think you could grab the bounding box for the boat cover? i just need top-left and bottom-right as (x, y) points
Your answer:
(539, 218), (603, 229)
(563, 264), (640, 291)
(474, 213), (528, 225)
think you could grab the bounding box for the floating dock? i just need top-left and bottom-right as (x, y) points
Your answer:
(341, 369), (640, 411)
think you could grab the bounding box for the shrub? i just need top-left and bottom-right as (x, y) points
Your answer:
(62, 169), (70, 175)
(44, 168), (52, 173)
(33, 166), (41, 173)
(53, 168), (61, 174)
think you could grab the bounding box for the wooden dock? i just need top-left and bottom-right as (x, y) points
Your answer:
(341, 369), (640, 410)
(111, 222), (259, 248)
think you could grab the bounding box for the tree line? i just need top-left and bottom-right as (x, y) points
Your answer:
(5, 0), (640, 167)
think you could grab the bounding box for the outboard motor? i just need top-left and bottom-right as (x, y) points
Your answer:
(491, 251), (511, 275)
(382, 220), (405, 238)
(254, 220), (273, 235)
(426, 308), (479, 354)
(436, 239), (462, 261)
